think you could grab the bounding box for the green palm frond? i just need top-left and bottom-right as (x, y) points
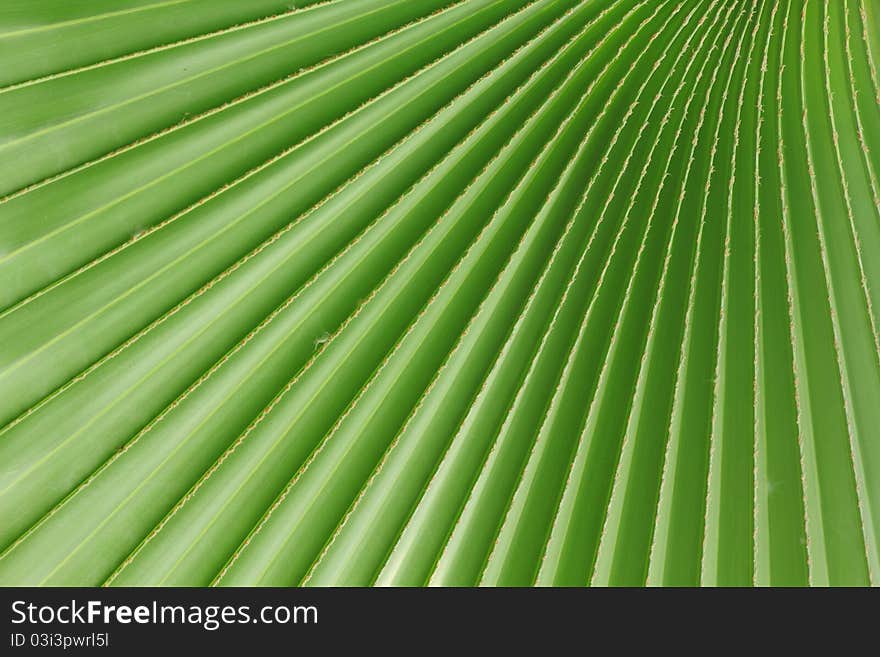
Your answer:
(0, 0), (877, 586)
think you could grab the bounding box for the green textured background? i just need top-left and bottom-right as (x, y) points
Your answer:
(0, 0), (877, 586)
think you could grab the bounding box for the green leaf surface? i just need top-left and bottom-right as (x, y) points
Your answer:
(0, 0), (877, 586)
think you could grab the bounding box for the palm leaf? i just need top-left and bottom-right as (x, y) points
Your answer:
(0, 0), (877, 586)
